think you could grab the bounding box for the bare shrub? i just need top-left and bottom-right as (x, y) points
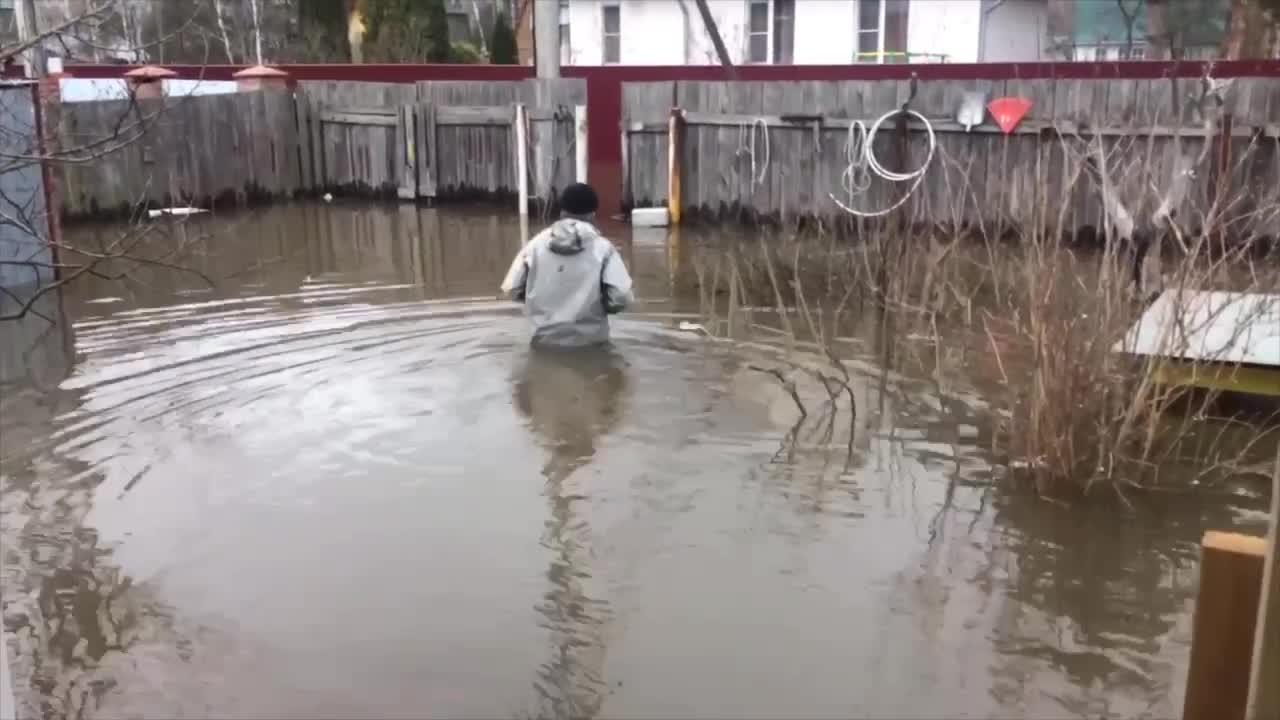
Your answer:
(685, 122), (1279, 501)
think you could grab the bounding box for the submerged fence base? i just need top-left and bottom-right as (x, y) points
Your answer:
(623, 77), (1280, 242)
(47, 78), (587, 221)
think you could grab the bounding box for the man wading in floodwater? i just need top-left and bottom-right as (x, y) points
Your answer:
(501, 183), (634, 347)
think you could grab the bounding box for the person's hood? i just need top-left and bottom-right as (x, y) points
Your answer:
(547, 218), (599, 255)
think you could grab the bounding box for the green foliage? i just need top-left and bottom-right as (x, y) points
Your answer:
(425, 0), (451, 63)
(356, 0), (450, 63)
(363, 0), (426, 61)
(449, 42), (486, 64)
(489, 11), (518, 64)
(298, 0), (350, 62)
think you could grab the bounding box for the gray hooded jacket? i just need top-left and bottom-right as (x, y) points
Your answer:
(501, 218), (635, 347)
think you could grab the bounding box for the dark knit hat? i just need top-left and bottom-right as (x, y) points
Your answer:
(559, 182), (599, 216)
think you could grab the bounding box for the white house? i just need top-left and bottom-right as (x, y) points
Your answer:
(556, 0), (1050, 66)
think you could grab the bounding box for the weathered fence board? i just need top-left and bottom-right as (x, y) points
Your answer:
(50, 76), (581, 218)
(624, 82), (676, 209)
(415, 78), (585, 206)
(300, 81), (414, 195)
(626, 77), (1280, 238)
(57, 88), (300, 218)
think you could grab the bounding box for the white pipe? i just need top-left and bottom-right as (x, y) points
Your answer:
(574, 104), (588, 183)
(515, 103), (529, 216)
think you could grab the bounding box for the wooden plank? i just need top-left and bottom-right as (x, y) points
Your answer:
(436, 105), (514, 126)
(396, 103), (415, 200)
(318, 109), (397, 127)
(1247, 450), (1280, 720)
(416, 101), (437, 198)
(1184, 531), (1268, 720)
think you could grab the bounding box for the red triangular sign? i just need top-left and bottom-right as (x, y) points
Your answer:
(987, 97), (1032, 134)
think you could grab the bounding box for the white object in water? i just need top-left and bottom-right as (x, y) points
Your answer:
(631, 227), (667, 247)
(631, 207), (670, 228)
(678, 321), (709, 335)
(1115, 289), (1280, 367)
(147, 207), (208, 219)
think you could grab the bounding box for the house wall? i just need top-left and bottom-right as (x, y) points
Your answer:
(566, 0), (752, 65)
(979, 0), (1049, 61)
(793, 0), (856, 64)
(564, 0), (989, 66)
(0, 84), (53, 291)
(906, 0), (982, 62)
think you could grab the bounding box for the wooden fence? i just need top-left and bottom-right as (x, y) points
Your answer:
(54, 78), (585, 219)
(58, 89), (300, 218)
(294, 78), (585, 204)
(623, 77), (1280, 236)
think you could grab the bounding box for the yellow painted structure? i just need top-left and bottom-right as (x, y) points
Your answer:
(1155, 361), (1280, 397)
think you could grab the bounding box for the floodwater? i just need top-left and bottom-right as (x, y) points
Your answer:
(0, 204), (1273, 719)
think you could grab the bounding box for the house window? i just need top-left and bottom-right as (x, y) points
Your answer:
(602, 5), (620, 64)
(856, 0), (881, 62)
(559, 0), (571, 65)
(772, 0), (794, 64)
(855, 0), (909, 63)
(747, 0), (769, 63)
(1118, 44), (1146, 60)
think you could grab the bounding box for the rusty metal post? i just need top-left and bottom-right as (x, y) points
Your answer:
(33, 72), (62, 277)
(1184, 530), (1267, 720)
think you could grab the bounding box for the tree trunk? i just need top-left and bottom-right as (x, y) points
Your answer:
(248, 0), (264, 64)
(692, 0), (735, 74)
(347, 0), (365, 64)
(213, 0), (236, 63)
(1223, 0), (1249, 57)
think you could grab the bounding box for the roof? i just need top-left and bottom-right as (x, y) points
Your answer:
(123, 65), (177, 79)
(232, 64), (288, 79)
(1116, 290), (1280, 368)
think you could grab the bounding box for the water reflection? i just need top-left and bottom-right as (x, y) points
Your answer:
(0, 204), (1271, 720)
(513, 347), (630, 718)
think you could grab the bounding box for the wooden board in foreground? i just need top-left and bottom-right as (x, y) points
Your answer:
(1184, 531), (1267, 720)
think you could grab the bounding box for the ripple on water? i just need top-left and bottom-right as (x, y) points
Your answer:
(2, 205), (1260, 720)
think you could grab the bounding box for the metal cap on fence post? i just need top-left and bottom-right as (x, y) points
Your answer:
(232, 65), (290, 93)
(123, 65), (176, 101)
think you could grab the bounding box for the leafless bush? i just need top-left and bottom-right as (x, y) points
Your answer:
(685, 120), (1279, 501)
(1, 2), (226, 322)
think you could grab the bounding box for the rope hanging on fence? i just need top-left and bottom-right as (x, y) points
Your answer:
(736, 118), (771, 191)
(830, 108), (937, 218)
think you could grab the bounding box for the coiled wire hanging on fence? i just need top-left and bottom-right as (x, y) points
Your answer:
(735, 118), (771, 192)
(830, 108), (937, 218)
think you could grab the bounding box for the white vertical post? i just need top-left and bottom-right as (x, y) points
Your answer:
(515, 103), (529, 216)
(574, 104), (588, 183)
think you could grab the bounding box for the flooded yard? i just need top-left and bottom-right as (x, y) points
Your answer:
(1, 204), (1273, 719)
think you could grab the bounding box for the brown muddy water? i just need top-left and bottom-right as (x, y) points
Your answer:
(0, 203), (1273, 719)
